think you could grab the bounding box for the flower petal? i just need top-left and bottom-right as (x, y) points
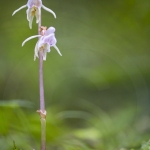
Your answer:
(53, 45), (62, 56)
(22, 35), (42, 46)
(43, 44), (50, 60)
(46, 44), (50, 53)
(34, 41), (39, 61)
(29, 15), (34, 29)
(26, 8), (34, 28)
(43, 49), (47, 61)
(35, 7), (41, 23)
(42, 5), (56, 18)
(12, 5), (27, 16)
(26, 8), (30, 21)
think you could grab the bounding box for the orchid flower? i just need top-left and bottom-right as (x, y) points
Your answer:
(12, 0), (56, 29)
(22, 27), (62, 60)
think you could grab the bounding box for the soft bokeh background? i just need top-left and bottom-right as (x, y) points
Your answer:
(0, 0), (150, 149)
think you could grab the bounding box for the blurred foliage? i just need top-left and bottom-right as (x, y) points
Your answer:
(13, 141), (18, 150)
(141, 140), (150, 150)
(0, 0), (150, 149)
(0, 100), (150, 149)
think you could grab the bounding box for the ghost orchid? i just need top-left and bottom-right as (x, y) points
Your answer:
(12, 0), (56, 29)
(22, 27), (62, 60)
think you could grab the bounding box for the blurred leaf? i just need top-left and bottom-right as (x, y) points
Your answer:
(141, 140), (150, 150)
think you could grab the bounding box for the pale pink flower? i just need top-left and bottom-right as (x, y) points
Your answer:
(22, 27), (62, 60)
(12, 0), (56, 29)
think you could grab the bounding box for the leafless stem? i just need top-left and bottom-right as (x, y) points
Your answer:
(37, 18), (46, 150)
(39, 50), (45, 111)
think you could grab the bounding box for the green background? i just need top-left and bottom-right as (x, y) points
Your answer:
(0, 0), (150, 149)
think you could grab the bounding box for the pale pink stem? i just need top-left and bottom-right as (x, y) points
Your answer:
(39, 51), (45, 111)
(38, 17), (46, 150)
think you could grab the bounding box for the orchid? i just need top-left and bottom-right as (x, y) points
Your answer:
(12, 0), (56, 29)
(12, 1), (62, 149)
(22, 27), (62, 60)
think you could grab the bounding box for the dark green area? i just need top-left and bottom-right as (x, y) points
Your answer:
(0, 0), (150, 149)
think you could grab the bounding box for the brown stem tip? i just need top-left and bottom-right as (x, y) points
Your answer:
(36, 110), (47, 119)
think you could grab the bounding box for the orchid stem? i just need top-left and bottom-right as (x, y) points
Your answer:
(39, 51), (45, 111)
(38, 19), (46, 150)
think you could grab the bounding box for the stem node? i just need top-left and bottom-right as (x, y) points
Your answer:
(37, 110), (47, 119)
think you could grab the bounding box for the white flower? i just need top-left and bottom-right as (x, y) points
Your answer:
(12, 0), (56, 29)
(22, 27), (62, 60)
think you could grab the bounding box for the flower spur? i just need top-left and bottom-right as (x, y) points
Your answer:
(22, 26), (62, 60)
(12, 0), (56, 29)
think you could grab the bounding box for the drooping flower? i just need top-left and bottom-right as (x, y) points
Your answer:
(12, 0), (56, 29)
(22, 27), (62, 60)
